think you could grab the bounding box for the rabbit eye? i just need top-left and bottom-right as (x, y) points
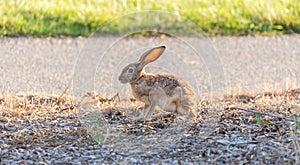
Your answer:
(128, 68), (134, 73)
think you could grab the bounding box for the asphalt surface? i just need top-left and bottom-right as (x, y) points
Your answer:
(0, 35), (299, 97)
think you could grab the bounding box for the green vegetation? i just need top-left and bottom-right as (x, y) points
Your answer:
(0, 0), (299, 37)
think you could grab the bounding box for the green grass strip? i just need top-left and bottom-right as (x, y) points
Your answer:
(0, 0), (299, 37)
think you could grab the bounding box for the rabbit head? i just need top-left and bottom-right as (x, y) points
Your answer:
(118, 46), (166, 84)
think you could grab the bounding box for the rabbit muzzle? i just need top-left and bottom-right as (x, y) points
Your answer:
(118, 75), (128, 84)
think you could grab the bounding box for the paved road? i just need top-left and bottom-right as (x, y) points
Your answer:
(0, 35), (299, 97)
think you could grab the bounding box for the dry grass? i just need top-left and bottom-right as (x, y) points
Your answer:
(0, 89), (299, 164)
(224, 88), (300, 121)
(223, 89), (300, 164)
(0, 94), (85, 146)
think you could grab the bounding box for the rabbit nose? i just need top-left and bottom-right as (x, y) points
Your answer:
(118, 75), (125, 83)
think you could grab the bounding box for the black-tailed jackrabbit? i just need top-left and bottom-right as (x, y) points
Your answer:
(119, 46), (197, 119)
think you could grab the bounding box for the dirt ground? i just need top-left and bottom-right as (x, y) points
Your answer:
(1, 89), (299, 164)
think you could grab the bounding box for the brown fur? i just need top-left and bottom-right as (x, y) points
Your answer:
(119, 46), (197, 119)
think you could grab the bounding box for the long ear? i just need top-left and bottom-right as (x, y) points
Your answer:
(137, 45), (166, 70)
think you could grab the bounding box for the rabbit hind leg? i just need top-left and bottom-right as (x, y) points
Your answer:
(144, 86), (180, 118)
(173, 87), (196, 118)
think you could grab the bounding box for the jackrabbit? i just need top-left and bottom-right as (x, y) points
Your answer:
(119, 46), (197, 119)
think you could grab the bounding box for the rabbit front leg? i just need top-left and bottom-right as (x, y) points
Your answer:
(137, 103), (148, 117)
(136, 86), (166, 119)
(142, 87), (164, 119)
(133, 98), (156, 120)
(142, 101), (156, 119)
